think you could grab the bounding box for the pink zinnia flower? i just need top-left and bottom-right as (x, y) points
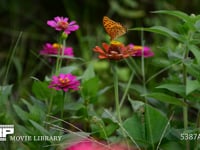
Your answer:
(66, 139), (137, 150)
(128, 44), (154, 58)
(40, 43), (74, 57)
(49, 73), (80, 92)
(66, 139), (100, 150)
(47, 16), (79, 34)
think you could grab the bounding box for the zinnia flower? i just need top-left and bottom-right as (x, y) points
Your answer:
(93, 41), (135, 60)
(47, 16), (79, 34)
(48, 73), (80, 92)
(66, 139), (99, 150)
(66, 139), (137, 150)
(40, 43), (74, 57)
(128, 44), (154, 58)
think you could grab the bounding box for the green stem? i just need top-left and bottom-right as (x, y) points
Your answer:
(195, 111), (200, 149)
(61, 92), (66, 120)
(55, 48), (61, 75)
(4, 32), (22, 85)
(140, 31), (154, 149)
(183, 47), (189, 150)
(119, 71), (134, 108)
(47, 91), (55, 115)
(55, 35), (66, 75)
(84, 99), (90, 131)
(111, 62), (121, 122)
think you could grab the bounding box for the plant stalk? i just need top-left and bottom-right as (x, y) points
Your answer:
(111, 62), (122, 123)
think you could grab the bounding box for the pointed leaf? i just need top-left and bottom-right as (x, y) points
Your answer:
(147, 92), (186, 106)
(0, 85), (13, 106)
(189, 44), (200, 65)
(133, 26), (184, 42)
(153, 10), (191, 23)
(156, 84), (185, 96)
(29, 120), (50, 136)
(145, 104), (168, 144)
(82, 77), (99, 103)
(123, 114), (148, 147)
(186, 63), (200, 81)
(32, 81), (52, 100)
(186, 79), (200, 95)
(13, 104), (28, 121)
(82, 63), (95, 82)
(129, 99), (144, 111)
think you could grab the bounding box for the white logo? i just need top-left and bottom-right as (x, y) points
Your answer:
(0, 125), (14, 141)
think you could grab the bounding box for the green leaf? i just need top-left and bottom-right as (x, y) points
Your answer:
(186, 63), (200, 81)
(153, 10), (192, 23)
(189, 44), (200, 65)
(195, 20), (200, 32)
(0, 85), (13, 106)
(32, 80), (52, 100)
(123, 113), (148, 147)
(156, 84), (185, 96)
(13, 104), (28, 121)
(82, 63), (95, 82)
(29, 120), (50, 136)
(132, 26), (184, 42)
(123, 104), (169, 147)
(13, 58), (22, 79)
(60, 65), (79, 74)
(65, 102), (84, 111)
(129, 99), (144, 112)
(104, 123), (118, 137)
(147, 92), (186, 106)
(145, 104), (168, 144)
(160, 142), (183, 150)
(186, 79), (200, 95)
(82, 77), (99, 103)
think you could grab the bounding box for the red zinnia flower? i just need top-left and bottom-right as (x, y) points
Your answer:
(93, 41), (135, 60)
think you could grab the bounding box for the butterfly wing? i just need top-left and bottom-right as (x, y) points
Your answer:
(103, 16), (127, 40)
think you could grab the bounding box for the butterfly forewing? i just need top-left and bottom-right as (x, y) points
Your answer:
(103, 16), (127, 40)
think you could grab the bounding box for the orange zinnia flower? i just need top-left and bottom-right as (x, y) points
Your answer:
(93, 41), (135, 60)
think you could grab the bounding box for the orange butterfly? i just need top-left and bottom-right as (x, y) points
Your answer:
(103, 16), (127, 41)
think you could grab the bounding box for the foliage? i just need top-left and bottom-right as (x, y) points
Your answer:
(1, 1), (200, 150)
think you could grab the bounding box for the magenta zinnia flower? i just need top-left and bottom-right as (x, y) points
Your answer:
(40, 43), (74, 57)
(127, 44), (154, 58)
(66, 139), (137, 150)
(66, 139), (98, 150)
(49, 73), (80, 92)
(47, 16), (79, 34)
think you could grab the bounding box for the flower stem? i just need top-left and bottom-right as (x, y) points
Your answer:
(119, 71), (134, 108)
(183, 46), (189, 150)
(55, 35), (66, 75)
(47, 90), (55, 119)
(111, 62), (121, 122)
(61, 91), (65, 120)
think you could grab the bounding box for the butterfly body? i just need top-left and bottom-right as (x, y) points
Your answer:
(103, 16), (127, 41)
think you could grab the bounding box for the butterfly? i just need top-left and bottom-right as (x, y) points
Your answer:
(103, 16), (127, 41)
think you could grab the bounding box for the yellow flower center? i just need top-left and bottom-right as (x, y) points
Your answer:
(59, 77), (70, 86)
(110, 40), (122, 46)
(109, 41), (123, 54)
(58, 21), (69, 29)
(52, 43), (62, 49)
(133, 45), (142, 51)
